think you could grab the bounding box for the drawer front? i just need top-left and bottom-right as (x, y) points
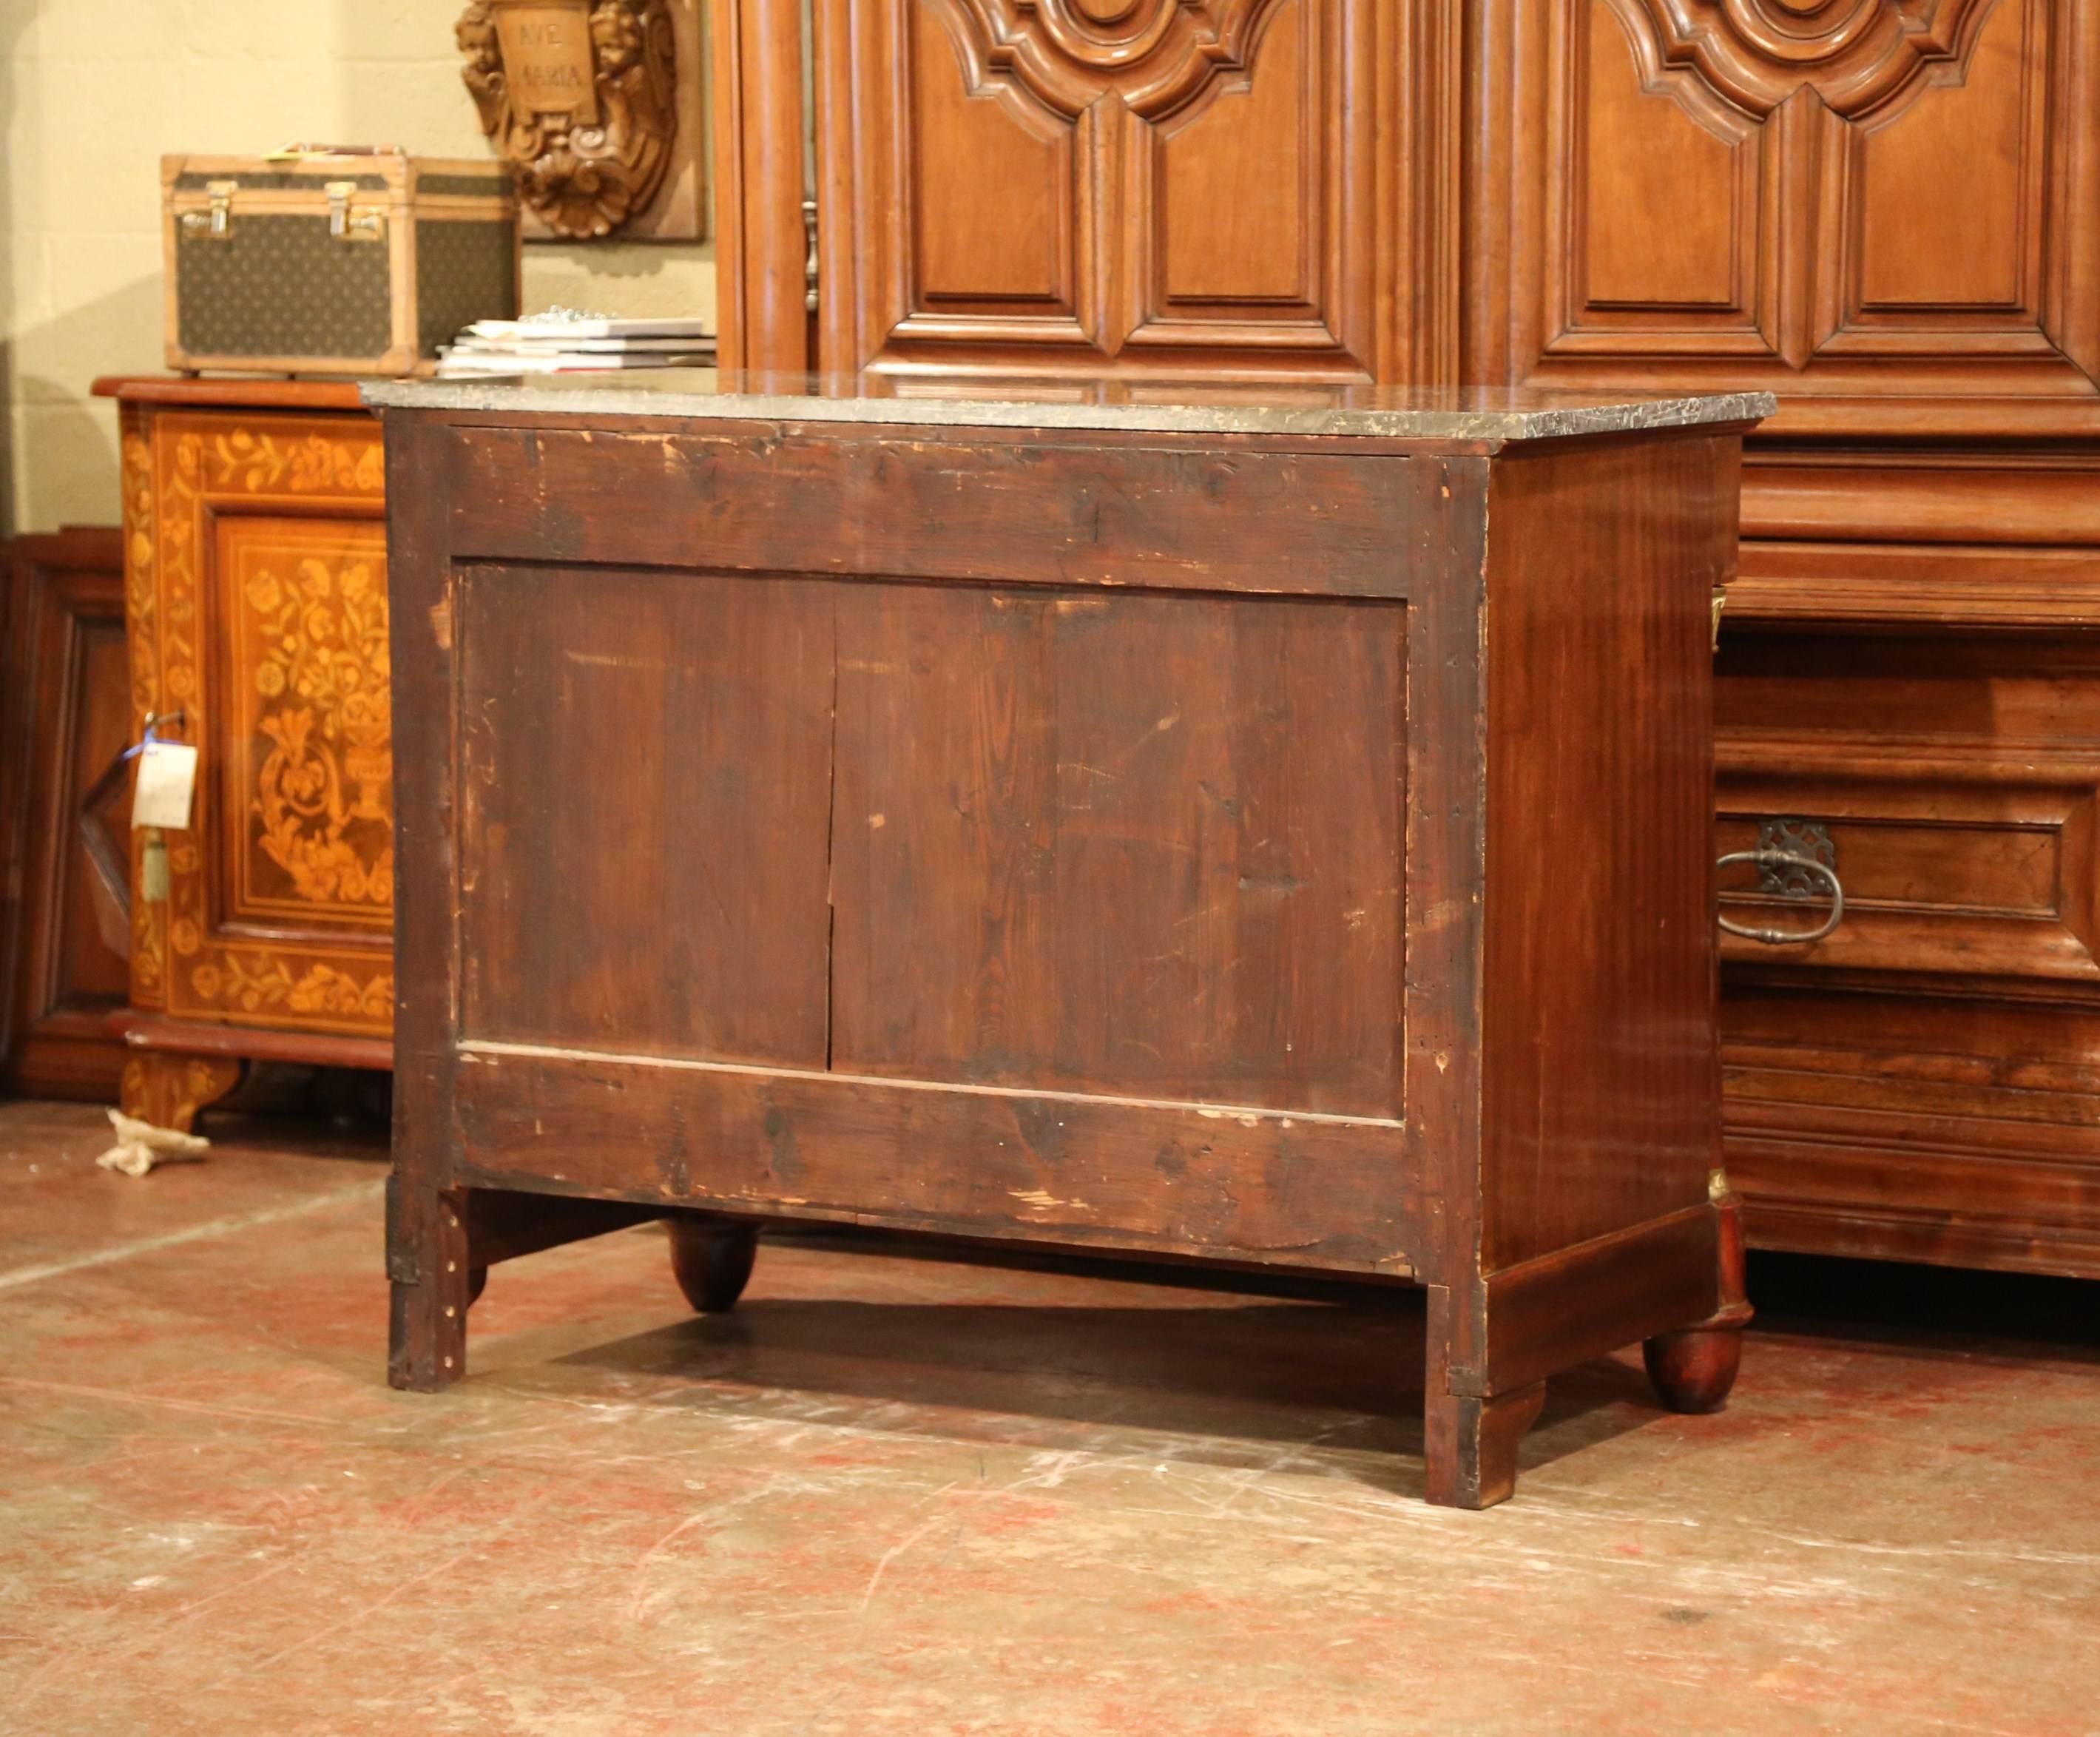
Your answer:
(126, 408), (396, 1036)
(1741, 455), (2100, 547)
(1715, 769), (2100, 985)
(1716, 628), (2100, 992)
(1723, 988), (2100, 1277)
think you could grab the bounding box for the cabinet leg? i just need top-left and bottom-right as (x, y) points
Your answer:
(387, 1182), (473, 1392)
(1644, 1169), (1754, 1415)
(1424, 1382), (1547, 1510)
(668, 1217), (760, 1313)
(119, 1053), (243, 1134)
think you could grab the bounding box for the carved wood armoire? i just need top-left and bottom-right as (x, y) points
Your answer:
(711, 0), (2100, 1278)
(92, 378), (394, 1130)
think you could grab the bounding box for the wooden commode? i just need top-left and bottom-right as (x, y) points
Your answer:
(371, 371), (1770, 1508)
(94, 377), (395, 1129)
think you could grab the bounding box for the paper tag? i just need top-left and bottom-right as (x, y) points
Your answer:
(131, 741), (200, 831)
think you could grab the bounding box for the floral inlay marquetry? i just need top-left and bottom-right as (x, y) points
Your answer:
(203, 425), (387, 496)
(190, 953), (396, 1023)
(237, 543), (395, 914)
(119, 416), (167, 1008)
(129, 408), (395, 1039)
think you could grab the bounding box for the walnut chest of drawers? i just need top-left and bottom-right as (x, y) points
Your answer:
(371, 373), (1771, 1507)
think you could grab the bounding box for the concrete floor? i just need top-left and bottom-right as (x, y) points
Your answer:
(2, 1096), (2096, 1737)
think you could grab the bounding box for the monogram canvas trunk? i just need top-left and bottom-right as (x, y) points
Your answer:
(163, 150), (519, 377)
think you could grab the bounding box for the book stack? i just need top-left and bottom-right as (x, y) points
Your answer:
(434, 311), (716, 378)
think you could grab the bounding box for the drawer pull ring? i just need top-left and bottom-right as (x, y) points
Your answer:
(1716, 849), (1844, 946)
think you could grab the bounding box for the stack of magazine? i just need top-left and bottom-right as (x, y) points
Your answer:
(435, 311), (716, 378)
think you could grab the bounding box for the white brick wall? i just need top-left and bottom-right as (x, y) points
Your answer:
(0, 0), (718, 533)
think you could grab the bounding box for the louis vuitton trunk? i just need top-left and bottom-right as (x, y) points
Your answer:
(163, 149), (519, 377)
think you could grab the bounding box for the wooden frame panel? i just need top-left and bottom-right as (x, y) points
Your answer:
(1812, 0), (2052, 354)
(453, 561), (838, 1066)
(0, 530), (130, 1100)
(826, 581), (1408, 1117)
(709, 0), (813, 371)
(1544, 0), (1782, 358)
(450, 1044), (1423, 1272)
(439, 421), (1462, 594)
(209, 513), (394, 935)
(1468, 0), (2100, 436)
(1480, 432), (1735, 1272)
(814, 0), (1455, 382)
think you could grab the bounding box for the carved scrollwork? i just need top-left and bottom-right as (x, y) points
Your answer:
(1612, 0), (2000, 118)
(942, 0), (1287, 118)
(457, 0), (678, 238)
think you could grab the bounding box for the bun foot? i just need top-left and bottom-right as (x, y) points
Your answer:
(1644, 1323), (1744, 1414)
(1646, 1168), (1752, 1414)
(669, 1218), (760, 1313)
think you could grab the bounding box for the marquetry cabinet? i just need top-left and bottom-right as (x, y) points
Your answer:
(713, 0), (2100, 1278)
(93, 378), (394, 1130)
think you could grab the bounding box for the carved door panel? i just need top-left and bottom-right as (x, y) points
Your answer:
(0, 530), (130, 1099)
(1470, 0), (2100, 432)
(814, 0), (1437, 380)
(126, 411), (396, 1038)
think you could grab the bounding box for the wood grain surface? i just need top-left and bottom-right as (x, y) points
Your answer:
(828, 582), (1405, 1116)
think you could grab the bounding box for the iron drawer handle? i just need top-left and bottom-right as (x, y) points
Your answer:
(1715, 849), (1845, 946)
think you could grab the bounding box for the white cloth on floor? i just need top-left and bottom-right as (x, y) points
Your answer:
(94, 1107), (209, 1177)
